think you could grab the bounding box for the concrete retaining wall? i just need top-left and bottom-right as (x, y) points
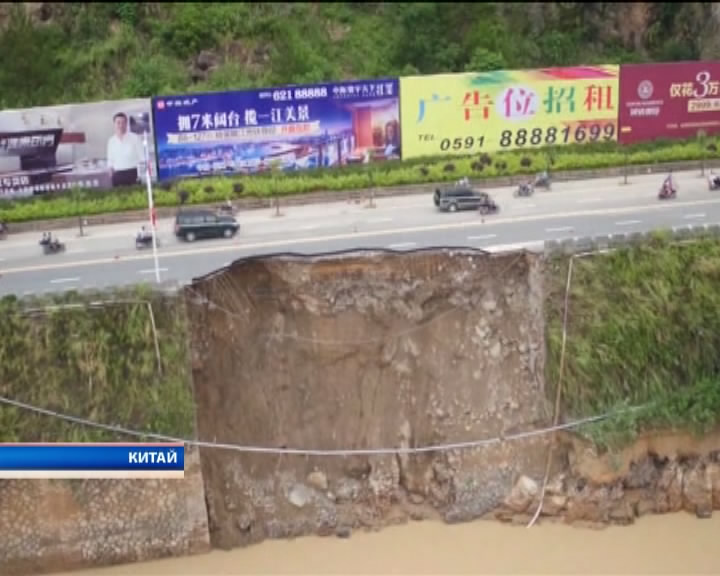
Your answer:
(543, 222), (720, 257)
(0, 448), (211, 576)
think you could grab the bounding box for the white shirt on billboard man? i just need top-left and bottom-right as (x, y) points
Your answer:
(107, 112), (142, 188)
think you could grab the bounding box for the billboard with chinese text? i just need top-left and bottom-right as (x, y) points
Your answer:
(151, 79), (401, 181)
(399, 66), (619, 160)
(0, 99), (156, 199)
(618, 60), (720, 144)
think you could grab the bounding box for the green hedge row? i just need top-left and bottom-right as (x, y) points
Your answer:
(0, 287), (195, 442)
(1, 136), (719, 223)
(545, 232), (720, 450)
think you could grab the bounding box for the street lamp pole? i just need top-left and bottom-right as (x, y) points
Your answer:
(143, 131), (161, 284)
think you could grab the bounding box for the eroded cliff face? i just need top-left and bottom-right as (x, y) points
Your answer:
(496, 430), (720, 526)
(186, 249), (556, 548)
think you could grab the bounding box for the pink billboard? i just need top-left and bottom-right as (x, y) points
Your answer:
(618, 60), (720, 144)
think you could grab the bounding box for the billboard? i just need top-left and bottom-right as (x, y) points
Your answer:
(618, 60), (720, 144)
(399, 66), (619, 159)
(0, 99), (156, 199)
(151, 79), (401, 181)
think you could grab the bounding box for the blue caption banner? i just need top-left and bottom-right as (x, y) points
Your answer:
(0, 443), (185, 471)
(151, 78), (401, 181)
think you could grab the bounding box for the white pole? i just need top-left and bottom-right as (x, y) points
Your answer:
(143, 131), (161, 284)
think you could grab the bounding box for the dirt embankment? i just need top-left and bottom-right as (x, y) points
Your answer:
(496, 430), (720, 526)
(185, 249), (555, 548)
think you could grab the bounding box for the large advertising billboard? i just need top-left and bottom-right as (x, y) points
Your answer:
(152, 79), (401, 181)
(0, 99), (156, 199)
(618, 60), (720, 144)
(399, 66), (619, 159)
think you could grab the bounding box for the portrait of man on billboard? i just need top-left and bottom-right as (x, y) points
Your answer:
(107, 111), (143, 187)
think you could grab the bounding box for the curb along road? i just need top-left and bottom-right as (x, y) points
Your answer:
(3, 158), (716, 234)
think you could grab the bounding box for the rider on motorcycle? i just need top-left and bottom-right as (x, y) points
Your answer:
(136, 226), (151, 241)
(662, 170), (676, 193)
(41, 232), (61, 250)
(519, 180), (533, 195)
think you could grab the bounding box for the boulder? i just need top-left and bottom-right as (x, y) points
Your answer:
(307, 470), (328, 492)
(683, 462), (713, 518)
(504, 476), (538, 513)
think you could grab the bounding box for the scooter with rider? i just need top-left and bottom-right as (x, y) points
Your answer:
(135, 225), (160, 250)
(658, 171), (678, 200)
(39, 232), (65, 254)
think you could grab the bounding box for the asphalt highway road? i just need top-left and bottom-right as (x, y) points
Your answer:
(1, 169), (719, 297)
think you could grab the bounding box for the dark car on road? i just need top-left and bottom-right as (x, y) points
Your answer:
(434, 182), (498, 214)
(174, 209), (240, 242)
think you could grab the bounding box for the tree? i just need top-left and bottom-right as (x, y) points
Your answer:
(464, 47), (506, 73)
(0, 6), (67, 107)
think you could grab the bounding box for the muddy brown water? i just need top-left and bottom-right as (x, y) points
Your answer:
(57, 513), (720, 575)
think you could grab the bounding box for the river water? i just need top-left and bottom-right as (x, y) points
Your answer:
(59, 513), (720, 575)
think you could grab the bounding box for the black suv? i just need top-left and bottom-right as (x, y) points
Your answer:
(174, 209), (240, 242)
(434, 183), (497, 214)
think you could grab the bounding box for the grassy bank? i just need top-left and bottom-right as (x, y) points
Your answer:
(0, 287), (195, 442)
(1, 136), (719, 224)
(545, 232), (720, 450)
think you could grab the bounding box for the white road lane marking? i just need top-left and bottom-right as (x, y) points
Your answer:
(467, 234), (497, 241)
(50, 277), (80, 284)
(545, 226), (574, 233)
(387, 242), (417, 249)
(615, 220), (642, 226)
(684, 213), (706, 220)
(138, 268), (169, 275)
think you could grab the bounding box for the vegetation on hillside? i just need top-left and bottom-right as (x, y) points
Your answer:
(546, 232), (720, 450)
(1, 2), (719, 108)
(0, 288), (195, 441)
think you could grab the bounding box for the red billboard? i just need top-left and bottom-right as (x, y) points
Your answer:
(618, 60), (720, 144)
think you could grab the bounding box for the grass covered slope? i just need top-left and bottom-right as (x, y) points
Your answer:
(0, 3), (714, 109)
(545, 232), (720, 449)
(2, 137), (719, 223)
(0, 287), (195, 442)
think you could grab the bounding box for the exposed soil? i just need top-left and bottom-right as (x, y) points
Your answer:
(495, 430), (720, 526)
(185, 248), (554, 549)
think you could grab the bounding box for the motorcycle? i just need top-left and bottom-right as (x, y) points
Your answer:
(533, 170), (551, 190)
(708, 173), (720, 191)
(477, 193), (500, 216)
(514, 182), (534, 197)
(135, 232), (161, 250)
(40, 238), (66, 255)
(658, 181), (677, 200)
(216, 202), (237, 216)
